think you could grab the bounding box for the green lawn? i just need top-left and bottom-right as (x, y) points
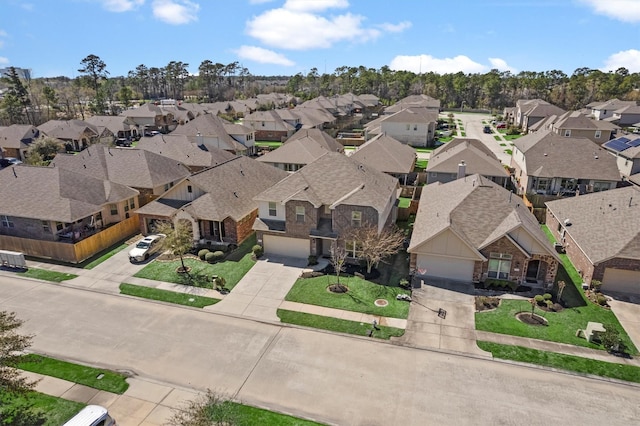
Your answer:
(255, 141), (283, 148)
(499, 143), (507, 146)
(414, 147), (434, 153)
(285, 275), (411, 318)
(134, 253), (255, 290)
(478, 341), (640, 383)
(82, 243), (128, 269)
(504, 149), (512, 155)
(504, 134), (523, 141)
(438, 136), (453, 143)
(398, 197), (411, 208)
(493, 135), (502, 141)
(18, 268), (77, 283)
(461, 131), (467, 137)
(415, 159), (428, 169)
(0, 391), (84, 426)
(278, 309), (405, 340)
(18, 354), (129, 394)
(120, 283), (220, 308)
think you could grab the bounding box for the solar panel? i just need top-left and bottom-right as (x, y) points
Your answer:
(604, 140), (630, 152)
(628, 139), (640, 147)
(618, 137), (630, 143)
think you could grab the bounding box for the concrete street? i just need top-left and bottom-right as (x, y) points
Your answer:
(1, 275), (639, 425)
(449, 112), (512, 164)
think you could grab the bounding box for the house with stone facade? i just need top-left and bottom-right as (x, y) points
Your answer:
(242, 109), (297, 142)
(0, 124), (40, 160)
(120, 103), (175, 133)
(253, 152), (399, 259)
(38, 119), (108, 151)
(135, 156), (288, 247)
(408, 175), (559, 288)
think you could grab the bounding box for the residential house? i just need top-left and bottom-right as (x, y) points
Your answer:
(408, 175), (559, 287)
(588, 98), (637, 121)
(602, 134), (640, 180)
(350, 133), (416, 184)
(384, 94), (440, 114)
(253, 152), (400, 259)
(135, 156), (289, 247)
(514, 99), (566, 131)
(257, 129), (343, 172)
(529, 111), (617, 144)
(242, 110), (296, 141)
(161, 105), (196, 125)
(546, 186), (640, 295)
(85, 115), (140, 141)
(38, 119), (106, 151)
(0, 124), (40, 160)
(120, 103), (175, 133)
(364, 107), (439, 147)
(171, 114), (255, 155)
(426, 138), (509, 186)
(288, 107), (336, 130)
(510, 131), (620, 197)
(608, 104), (640, 128)
(136, 134), (237, 173)
(50, 145), (190, 206)
(0, 164), (140, 263)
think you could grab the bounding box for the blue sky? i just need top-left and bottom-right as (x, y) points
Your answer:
(1, 0), (639, 78)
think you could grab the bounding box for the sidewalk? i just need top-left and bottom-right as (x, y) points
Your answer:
(279, 301), (407, 329)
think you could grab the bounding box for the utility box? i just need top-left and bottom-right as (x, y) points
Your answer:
(0, 250), (27, 269)
(584, 322), (606, 343)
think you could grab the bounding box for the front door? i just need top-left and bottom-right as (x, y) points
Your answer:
(526, 260), (540, 281)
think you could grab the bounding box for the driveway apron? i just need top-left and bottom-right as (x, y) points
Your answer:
(208, 256), (306, 321)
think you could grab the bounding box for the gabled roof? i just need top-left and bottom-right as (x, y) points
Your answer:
(426, 141), (506, 178)
(38, 120), (99, 140)
(588, 98), (637, 111)
(380, 107), (439, 124)
(431, 137), (496, 158)
(255, 152), (398, 215)
(136, 134), (237, 169)
(552, 111), (617, 131)
(171, 114), (245, 151)
(85, 116), (136, 135)
(50, 145), (190, 189)
(0, 124), (39, 149)
(291, 107), (336, 128)
(257, 129), (342, 166)
(524, 102), (566, 118)
(408, 175), (557, 260)
(0, 164), (138, 222)
(119, 103), (163, 118)
(350, 134), (416, 174)
(243, 110), (296, 130)
(513, 130), (620, 180)
(546, 186), (640, 263)
(385, 95), (440, 112)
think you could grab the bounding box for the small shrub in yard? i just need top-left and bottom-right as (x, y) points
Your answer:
(205, 252), (216, 263)
(252, 244), (263, 258)
(597, 294), (608, 306)
(212, 251), (225, 261)
(399, 279), (410, 289)
(198, 249), (210, 260)
(301, 271), (324, 279)
(543, 293), (552, 301)
(545, 300), (554, 309)
(534, 294), (544, 304)
(308, 255), (318, 266)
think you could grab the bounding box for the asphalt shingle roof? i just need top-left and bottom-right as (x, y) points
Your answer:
(350, 134), (416, 174)
(136, 134), (237, 169)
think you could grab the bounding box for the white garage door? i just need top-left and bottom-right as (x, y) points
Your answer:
(263, 234), (310, 259)
(416, 255), (475, 282)
(602, 268), (640, 295)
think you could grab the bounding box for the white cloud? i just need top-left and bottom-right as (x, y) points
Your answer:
(247, 9), (380, 50)
(0, 30), (8, 37)
(249, 0), (274, 3)
(602, 49), (640, 73)
(100, 0), (144, 12)
(489, 57), (517, 73)
(389, 54), (488, 74)
(378, 21), (412, 33)
(579, 0), (640, 23)
(152, 0), (199, 24)
(235, 45), (295, 66)
(283, 0), (348, 12)
(0, 57), (9, 65)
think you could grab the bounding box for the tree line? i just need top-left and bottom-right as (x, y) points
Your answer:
(2, 54), (639, 126)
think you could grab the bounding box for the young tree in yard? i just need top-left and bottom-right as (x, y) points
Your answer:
(0, 311), (37, 394)
(24, 136), (64, 166)
(344, 225), (405, 274)
(330, 241), (347, 292)
(169, 389), (240, 426)
(155, 221), (194, 279)
(557, 280), (566, 305)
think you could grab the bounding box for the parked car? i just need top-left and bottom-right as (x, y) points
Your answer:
(496, 122), (507, 129)
(483, 126), (491, 134)
(115, 138), (132, 147)
(128, 234), (165, 262)
(0, 157), (22, 168)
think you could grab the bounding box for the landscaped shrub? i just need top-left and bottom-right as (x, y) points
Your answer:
(399, 279), (410, 289)
(534, 294), (544, 304)
(301, 271), (324, 279)
(597, 295), (608, 306)
(543, 293), (552, 301)
(204, 252), (216, 263)
(252, 244), (263, 258)
(545, 300), (554, 309)
(198, 249), (210, 260)
(591, 280), (602, 291)
(212, 251), (225, 261)
(308, 255), (318, 266)
(209, 244), (228, 253)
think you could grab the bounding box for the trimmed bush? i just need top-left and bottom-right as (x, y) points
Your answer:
(534, 294), (544, 304)
(308, 255), (318, 266)
(209, 244), (228, 253)
(198, 249), (210, 260)
(212, 251), (225, 261)
(252, 244), (263, 258)
(543, 293), (552, 301)
(597, 295), (608, 306)
(204, 252), (216, 263)
(301, 271), (324, 279)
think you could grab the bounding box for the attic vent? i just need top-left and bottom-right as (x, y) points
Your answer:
(543, 153), (548, 156)
(594, 155), (599, 159)
(240, 169), (244, 176)
(233, 191), (238, 198)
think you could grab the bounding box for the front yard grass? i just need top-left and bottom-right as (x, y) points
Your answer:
(478, 341), (640, 384)
(18, 268), (77, 283)
(134, 253), (255, 290)
(493, 135), (502, 141)
(504, 134), (523, 141)
(255, 141), (283, 148)
(415, 159), (428, 169)
(278, 309), (405, 339)
(0, 391), (84, 426)
(82, 243), (128, 269)
(18, 354), (129, 394)
(285, 275), (411, 319)
(120, 283), (220, 308)
(398, 197), (411, 208)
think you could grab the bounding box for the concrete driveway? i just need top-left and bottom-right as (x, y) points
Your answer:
(208, 255), (307, 321)
(395, 279), (490, 357)
(609, 297), (640, 352)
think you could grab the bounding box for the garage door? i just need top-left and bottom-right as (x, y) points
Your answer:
(263, 234), (310, 259)
(416, 255), (475, 282)
(602, 268), (640, 295)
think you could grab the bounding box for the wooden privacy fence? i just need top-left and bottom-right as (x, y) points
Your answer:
(0, 214), (140, 264)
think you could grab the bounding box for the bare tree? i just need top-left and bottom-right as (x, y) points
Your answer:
(557, 280), (566, 304)
(330, 241), (347, 292)
(155, 220), (194, 279)
(344, 225), (405, 273)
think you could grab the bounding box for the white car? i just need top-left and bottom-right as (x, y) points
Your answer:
(128, 234), (165, 262)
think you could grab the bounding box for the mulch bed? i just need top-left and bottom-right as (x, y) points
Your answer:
(321, 263), (381, 281)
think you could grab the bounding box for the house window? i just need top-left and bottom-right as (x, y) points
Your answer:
(413, 125), (418, 131)
(345, 240), (363, 258)
(129, 198), (135, 209)
(187, 185), (193, 193)
(164, 183), (170, 191)
(406, 124), (410, 131)
(351, 211), (362, 227)
(564, 129), (571, 137)
(109, 204), (118, 215)
(268, 202), (277, 216)
(56, 222), (64, 231)
(488, 253), (512, 279)
(595, 130), (602, 139)
(324, 205), (331, 215)
(535, 178), (550, 192)
(0, 215), (14, 228)
(593, 181), (610, 192)
(42, 220), (50, 233)
(261, 122), (265, 127)
(296, 206), (305, 223)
